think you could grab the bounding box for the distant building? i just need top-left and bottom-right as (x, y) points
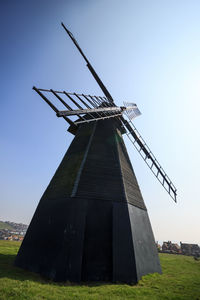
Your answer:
(0, 220), (28, 241)
(162, 241), (181, 254)
(180, 242), (200, 256)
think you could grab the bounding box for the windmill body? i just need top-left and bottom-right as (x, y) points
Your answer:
(15, 24), (176, 283)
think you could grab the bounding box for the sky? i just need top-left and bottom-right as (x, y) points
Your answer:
(1, 0), (200, 245)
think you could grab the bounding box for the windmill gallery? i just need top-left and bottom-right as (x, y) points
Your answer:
(15, 24), (177, 284)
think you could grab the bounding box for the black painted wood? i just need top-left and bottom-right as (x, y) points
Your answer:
(15, 119), (161, 283)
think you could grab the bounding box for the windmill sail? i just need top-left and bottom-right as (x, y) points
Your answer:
(61, 23), (114, 103)
(121, 119), (177, 202)
(33, 87), (141, 125)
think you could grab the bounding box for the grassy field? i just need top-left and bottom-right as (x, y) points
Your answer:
(0, 240), (199, 300)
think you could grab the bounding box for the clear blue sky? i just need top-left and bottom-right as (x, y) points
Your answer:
(1, 0), (200, 245)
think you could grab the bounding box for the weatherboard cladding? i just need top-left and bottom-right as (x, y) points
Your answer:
(72, 119), (146, 210)
(75, 120), (125, 201)
(34, 118), (146, 209)
(116, 130), (146, 210)
(37, 124), (93, 202)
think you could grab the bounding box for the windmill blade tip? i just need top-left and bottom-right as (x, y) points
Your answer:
(61, 22), (67, 29)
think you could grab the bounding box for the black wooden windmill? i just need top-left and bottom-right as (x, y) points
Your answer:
(15, 23), (177, 284)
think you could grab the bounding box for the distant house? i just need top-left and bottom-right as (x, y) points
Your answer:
(180, 242), (200, 256)
(162, 241), (181, 254)
(162, 241), (170, 252)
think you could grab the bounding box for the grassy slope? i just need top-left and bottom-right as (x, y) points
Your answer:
(0, 241), (199, 300)
(0, 221), (14, 230)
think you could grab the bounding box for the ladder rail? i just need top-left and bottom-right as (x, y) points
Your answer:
(122, 118), (177, 202)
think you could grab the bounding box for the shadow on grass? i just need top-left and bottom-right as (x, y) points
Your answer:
(0, 254), (115, 287)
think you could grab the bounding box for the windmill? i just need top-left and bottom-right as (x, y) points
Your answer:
(15, 23), (177, 284)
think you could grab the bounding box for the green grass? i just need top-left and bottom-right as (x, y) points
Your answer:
(0, 241), (199, 300)
(0, 221), (14, 230)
